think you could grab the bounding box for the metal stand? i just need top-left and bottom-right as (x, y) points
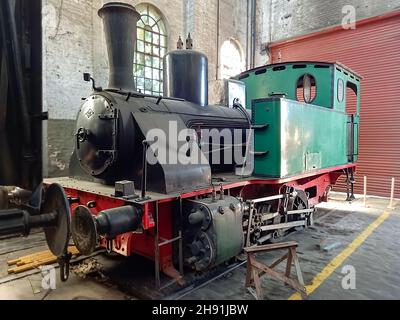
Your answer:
(245, 241), (307, 300)
(154, 199), (185, 289)
(345, 168), (355, 202)
(139, 140), (151, 201)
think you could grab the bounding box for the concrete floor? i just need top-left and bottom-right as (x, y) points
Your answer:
(0, 193), (398, 300)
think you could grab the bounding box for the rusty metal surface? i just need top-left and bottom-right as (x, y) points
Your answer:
(270, 11), (400, 198)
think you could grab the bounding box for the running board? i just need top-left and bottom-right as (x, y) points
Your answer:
(287, 209), (314, 215)
(261, 220), (306, 231)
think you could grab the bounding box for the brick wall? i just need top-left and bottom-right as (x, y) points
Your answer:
(42, 0), (95, 176)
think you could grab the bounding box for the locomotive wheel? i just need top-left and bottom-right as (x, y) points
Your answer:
(288, 190), (309, 212)
(269, 229), (287, 243)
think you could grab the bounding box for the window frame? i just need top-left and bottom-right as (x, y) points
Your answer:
(133, 4), (167, 96)
(296, 73), (317, 104)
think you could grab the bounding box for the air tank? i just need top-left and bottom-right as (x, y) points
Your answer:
(163, 34), (209, 106)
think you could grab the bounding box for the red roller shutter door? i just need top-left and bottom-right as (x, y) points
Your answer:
(270, 11), (400, 198)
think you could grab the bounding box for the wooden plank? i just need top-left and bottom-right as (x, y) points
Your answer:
(8, 256), (56, 274)
(291, 247), (307, 298)
(269, 253), (288, 270)
(251, 258), (306, 295)
(7, 247), (80, 274)
(245, 255), (253, 287)
(0, 250), (105, 285)
(249, 253), (289, 285)
(244, 241), (298, 253)
(285, 249), (293, 278)
(252, 268), (262, 300)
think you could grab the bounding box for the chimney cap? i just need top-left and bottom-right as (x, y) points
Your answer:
(98, 2), (140, 19)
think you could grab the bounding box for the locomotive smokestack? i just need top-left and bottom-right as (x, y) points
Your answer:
(98, 2), (140, 91)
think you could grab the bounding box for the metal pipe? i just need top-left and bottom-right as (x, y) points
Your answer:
(250, 0), (257, 69)
(246, 0), (250, 69)
(216, 0), (220, 80)
(250, 194), (285, 204)
(364, 176), (367, 207)
(141, 140), (149, 199)
(388, 178), (395, 209)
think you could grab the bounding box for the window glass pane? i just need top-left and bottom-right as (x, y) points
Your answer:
(153, 80), (160, 92)
(138, 19), (145, 28)
(137, 28), (145, 41)
(142, 15), (149, 25)
(145, 30), (152, 43)
(153, 45), (160, 56)
(160, 36), (166, 48)
(152, 34), (160, 45)
(153, 57), (160, 69)
(220, 40), (245, 79)
(153, 69), (160, 81)
(135, 68), (144, 78)
(145, 42), (152, 54)
(149, 10), (159, 23)
(145, 67), (152, 78)
(152, 24), (160, 34)
(136, 53), (144, 65)
(145, 79), (152, 91)
(145, 55), (152, 67)
(148, 16), (157, 27)
(137, 40), (144, 53)
(137, 77), (144, 90)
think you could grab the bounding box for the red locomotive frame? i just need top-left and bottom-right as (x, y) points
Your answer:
(47, 163), (355, 286)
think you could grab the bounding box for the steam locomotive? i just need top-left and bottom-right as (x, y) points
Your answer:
(0, 2), (361, 286)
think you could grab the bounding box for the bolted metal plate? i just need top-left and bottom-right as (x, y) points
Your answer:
(42, 184), (71, 257)
(72, 205), (98, 256)
(75, 95), (117, 178)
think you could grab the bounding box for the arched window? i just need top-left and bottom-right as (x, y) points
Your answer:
(134, 4), (167, 95)
(220, 39), (245, 79)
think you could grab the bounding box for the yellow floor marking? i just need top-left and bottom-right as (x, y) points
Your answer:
(289, 211), (390, 300)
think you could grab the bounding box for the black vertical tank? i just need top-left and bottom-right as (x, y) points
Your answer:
(163, 35), (208, 106)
